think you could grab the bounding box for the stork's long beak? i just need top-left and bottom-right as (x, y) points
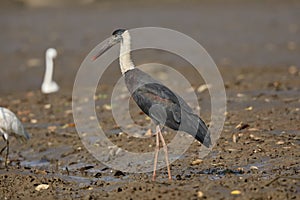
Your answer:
(92, 37), (119, 61)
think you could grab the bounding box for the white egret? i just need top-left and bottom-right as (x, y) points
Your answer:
(0, 107), (30, 169)
(41, 48), (60, 94)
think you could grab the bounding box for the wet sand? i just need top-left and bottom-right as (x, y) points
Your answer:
(0, 1), (299, 199)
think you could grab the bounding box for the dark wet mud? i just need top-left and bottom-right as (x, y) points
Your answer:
(0, 1), (300, 199)
(1, 66), (299, 199)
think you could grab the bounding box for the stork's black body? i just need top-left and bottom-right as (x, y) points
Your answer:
(124, 68), (211, 147)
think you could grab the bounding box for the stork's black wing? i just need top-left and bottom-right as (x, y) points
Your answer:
(131, 82), (183, 126)
(124, 68), (211, 147)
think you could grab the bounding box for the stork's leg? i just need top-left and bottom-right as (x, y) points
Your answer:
(152, 126), (160, 181)
(157, 126), (172, 180)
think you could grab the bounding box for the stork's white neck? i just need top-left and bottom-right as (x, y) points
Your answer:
(119, 31), (135, 75)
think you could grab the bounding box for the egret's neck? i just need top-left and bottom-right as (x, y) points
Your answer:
(120, 31), (135, 75)
(43, 55), (53, 84)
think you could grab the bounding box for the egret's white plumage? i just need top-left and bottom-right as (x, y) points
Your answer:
(0, 107), (29, 168)
(41, 48), (60, 94)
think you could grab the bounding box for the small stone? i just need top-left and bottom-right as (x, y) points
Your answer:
(144, 129), (152, 137)
(191, 159), (203, 165)
(250, 166), (258, 170)
(288, 65), (298, 75)
(145, 116), (151, 121)
(197, 191), (204, 198)
(35, 184), (49, 191)
(47, 126), (57, 132)
(248, 128), (259, 132)
(245, 106), (253, 111)
(237, 93), (245, 98)
(231, 190), (241, 195)
(276, 141), (284, 145)
(103, 104), (112, 111)
(44, 104), (51, 109)
(30, 119), (38, 124)
(232, 134), (237, 143)
(197, 84), (211, 93)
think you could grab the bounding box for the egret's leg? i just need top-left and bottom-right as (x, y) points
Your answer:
(5, 139), (9, 170)
(157, 127), (172, 180)
(152, 126), (160, 181)
(0, 145), (6, 155)
(0, 135), (7, 169)
(0, 135), (6, 155)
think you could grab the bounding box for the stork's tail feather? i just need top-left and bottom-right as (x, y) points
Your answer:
(181, 112), (212, 148)
(195, 129), (212, 148)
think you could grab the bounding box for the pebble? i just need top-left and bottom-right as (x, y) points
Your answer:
(245, 106), (253, 111)
(250, 166), (258, 170)
(44, 104), (51, 109)
(288, 65), (298, 75)
(35, 184), (49, 191)
(47, 126), (57, 132)
(231, 190), (241, 195)
(276, 141), (285, 145)
(197, 191), (204, 198)
(30, 119), (38, 124)
(237, 93), (245, 98)
(197, 84), (211, 93)
(232, 134), (237, 143)
(103, 104), (112, 110)
(191, 159), (203, 165)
